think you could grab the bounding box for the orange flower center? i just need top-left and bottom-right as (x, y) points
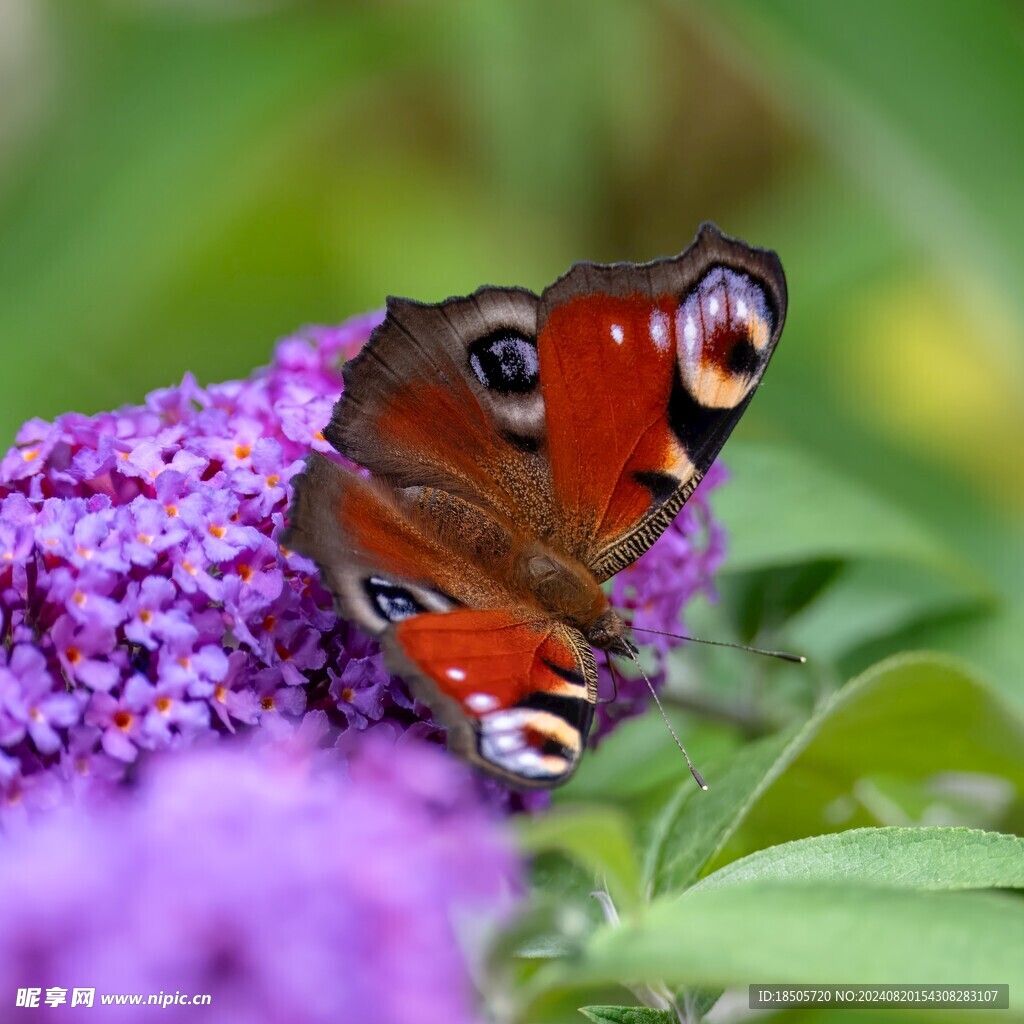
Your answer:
(209, 524), (226, 539)
(66, 646), (82, 665)
(113, 710), (132, 731)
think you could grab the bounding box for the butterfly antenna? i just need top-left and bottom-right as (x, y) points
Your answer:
(629, 625), (806, 664)
(598, 650), (620, 705)
(626, 646), (708, 791)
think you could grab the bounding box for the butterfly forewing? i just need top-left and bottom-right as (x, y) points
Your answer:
(325, 287), (556, 535)
(536, 223), (786, 579)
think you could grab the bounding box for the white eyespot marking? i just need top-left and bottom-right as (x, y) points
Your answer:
(465, 692), (498, 713)
(445, 666), (467, 682)
(610, 323), (624, 345)
(478, 708), (576, 780)
(675, 266), (775, 409)
(364, 576), (422, 623)
(649, 310), (671, 353)
(514, 750), (544, 770)
(683, 314), (698, 356)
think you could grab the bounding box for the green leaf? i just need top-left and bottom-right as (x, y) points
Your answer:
(643, 730), (796, 896)
(647, 653), (1024, 894)
(515, 805), (641, 911)
(579, 1006), (676, 1024)
(710, 443), (987, 594)
(729, 653), (1024, 860)
(532, 883), (1024, 993)
(693, 827), (1024, 892)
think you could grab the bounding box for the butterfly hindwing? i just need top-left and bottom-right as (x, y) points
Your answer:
(537, 222), (786, 578)
(285, 453), (597, 787)
(387, 610), (597, 787)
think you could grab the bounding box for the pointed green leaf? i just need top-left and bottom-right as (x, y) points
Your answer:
(643, 730), (795, 895)
(693, 827), (1024, 892)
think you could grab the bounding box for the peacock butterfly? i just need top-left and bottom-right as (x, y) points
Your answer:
(284, 223), (787, 788)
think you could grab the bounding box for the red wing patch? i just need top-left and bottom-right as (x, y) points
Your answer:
(539, 292), (690, 549)
(393, 609), (597, 786)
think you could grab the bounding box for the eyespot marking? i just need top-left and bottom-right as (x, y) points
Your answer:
(675, 266), (774, 409)
(477, 708), (579, 780)
(364, 576), (424, 623)
(468, 330), (539, 394)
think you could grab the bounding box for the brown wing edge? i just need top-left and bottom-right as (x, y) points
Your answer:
(539, 222), (787, 329)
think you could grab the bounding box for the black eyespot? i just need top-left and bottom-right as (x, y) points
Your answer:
(467, 330), (539, 394)
(727, 337), (761, 377)
(364, 577), (424, 623)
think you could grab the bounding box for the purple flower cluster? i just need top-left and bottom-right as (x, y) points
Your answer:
(0, 735), (518, 1023)
(0, 310), (726, 817)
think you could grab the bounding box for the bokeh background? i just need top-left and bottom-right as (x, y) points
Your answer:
(2, 1), (1023, 1015)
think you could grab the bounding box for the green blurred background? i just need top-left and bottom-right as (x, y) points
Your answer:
(4, 1), (1024, 1014)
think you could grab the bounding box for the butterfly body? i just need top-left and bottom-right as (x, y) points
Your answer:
(285, 223), (787, 787)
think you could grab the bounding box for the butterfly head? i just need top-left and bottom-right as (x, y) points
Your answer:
(585, 609), (635, 658)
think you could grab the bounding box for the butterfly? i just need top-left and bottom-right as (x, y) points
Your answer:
(284, 223), (787, 788)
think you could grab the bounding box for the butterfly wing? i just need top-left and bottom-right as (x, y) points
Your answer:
(536, 222), (787, 579)
(325, 287), (557, 536)
(286, 453), (597, 787)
